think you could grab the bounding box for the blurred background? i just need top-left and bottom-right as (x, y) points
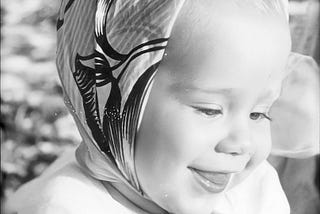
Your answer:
(0, 0), (319, 213)
(0, 0), (81, 211)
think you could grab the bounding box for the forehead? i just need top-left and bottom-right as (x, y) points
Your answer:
(166, 0), (290, 53)
(159, 0), (291, 88)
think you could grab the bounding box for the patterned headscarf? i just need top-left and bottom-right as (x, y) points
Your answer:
(56, 0), (318, 195)
(57, 0), (186, 193)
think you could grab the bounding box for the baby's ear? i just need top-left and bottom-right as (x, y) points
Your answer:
(270, 52), (319, 158)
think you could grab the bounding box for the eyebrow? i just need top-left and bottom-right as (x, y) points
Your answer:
(169, 82), (281, 101)
(169, 82), (234, 95)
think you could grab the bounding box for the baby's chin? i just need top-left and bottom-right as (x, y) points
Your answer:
(163, 195), (227, 214)
(225, 169), (251, 192)
(176, 190), (241, 214)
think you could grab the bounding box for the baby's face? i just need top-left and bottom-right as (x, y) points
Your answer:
(135, 1), (291, 214)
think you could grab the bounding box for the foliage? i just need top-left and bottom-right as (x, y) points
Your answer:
(0, 0), (81, 207)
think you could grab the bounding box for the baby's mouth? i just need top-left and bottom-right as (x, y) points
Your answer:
(188, 167), (232, 193)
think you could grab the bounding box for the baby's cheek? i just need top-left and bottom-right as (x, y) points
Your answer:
(251, 123), (272, 165)
(156, 106), (211, 159)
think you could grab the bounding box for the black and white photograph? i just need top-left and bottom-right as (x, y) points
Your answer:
(1, 0), (319, 213)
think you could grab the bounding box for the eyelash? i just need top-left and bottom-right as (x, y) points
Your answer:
(192, 106), (272, 121)
(250, 112), (272, 121)
(192, 106), (223, 118)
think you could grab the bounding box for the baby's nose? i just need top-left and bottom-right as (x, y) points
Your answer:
(215, 127), (252, 156)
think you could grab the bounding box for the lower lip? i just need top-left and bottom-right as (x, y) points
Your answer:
(189, 168), (231, 193)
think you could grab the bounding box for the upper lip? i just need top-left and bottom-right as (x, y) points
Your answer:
(187, 166), (240, 174)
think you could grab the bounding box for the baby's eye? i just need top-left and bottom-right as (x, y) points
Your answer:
(192, 106), (223, 118)
(250, 112), (272, 121)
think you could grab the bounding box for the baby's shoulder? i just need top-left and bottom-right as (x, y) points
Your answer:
(7, 154), (117, 214)
(43, 162), (109, 206)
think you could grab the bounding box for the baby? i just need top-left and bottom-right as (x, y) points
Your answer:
(134, 1), (290, 213)
(8, 0), (316, 213)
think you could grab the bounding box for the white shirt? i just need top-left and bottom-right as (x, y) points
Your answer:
(6, 150), (289, 214)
